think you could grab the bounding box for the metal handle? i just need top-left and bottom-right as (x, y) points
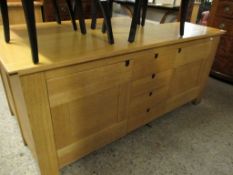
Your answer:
(219, 23), (225, 29)
(224, 6), (230, 13)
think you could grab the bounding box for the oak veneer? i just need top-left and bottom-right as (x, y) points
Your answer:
(0, 17), (224, 175)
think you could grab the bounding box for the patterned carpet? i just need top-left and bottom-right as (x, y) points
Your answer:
(0, 77), (232, 175)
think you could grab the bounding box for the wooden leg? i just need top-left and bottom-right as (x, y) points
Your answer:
(128, 0), (141, 43)
(75, 0), (86, 34)
(192, 98), (202, 105)
(180, 0), (190, 36)
(91, 0), (98, 29)
(141, 0), (148, 26)
(21, 0), (39, 64)
(98, 0), (114, 44)
(51, 0), (61, 24)
(66, 0), (78, 31)
(0, 0), (10, 43)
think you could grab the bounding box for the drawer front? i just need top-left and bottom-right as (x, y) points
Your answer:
(174, 39), (211, 67)
(213, 17), (233, 35)
(129, 86), (169, 117)
(47, 60), (132, 107)
(217, 1), (233, 19)
(131, 69), (172, 97)
(132, 47), (175, 80)
(212, 54), (233, 77)
(127, 102), (166, 132)
(217, 35), (233, 56)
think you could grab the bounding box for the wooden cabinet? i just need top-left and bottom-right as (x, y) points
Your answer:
(208, 0), (233, 83)
(43, 0), (99, 21)
(0, 18), (223, 175)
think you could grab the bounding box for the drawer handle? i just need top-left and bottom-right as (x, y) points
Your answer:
(149, 92), (153, 96)
(152, 73), (156, 79)
(146, 108), (151, 113)
(154, 53), (159, 59)
(178, 48), (182, 53)
(224, 6), (230, 13)
(219, 23), (225, 29)
(125, 60), (130, 67)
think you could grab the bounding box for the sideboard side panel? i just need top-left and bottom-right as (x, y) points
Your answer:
(20, 73), (59, 175)
(9, 75), (37, 157)
(194, 36), (221, 104)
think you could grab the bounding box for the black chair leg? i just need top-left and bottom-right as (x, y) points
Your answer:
(66, 0), (78, 31)
(102, 0), (113, 33)
(128, 0), (141, 43)
(52, 0), (61, 24)
(136, 0), (143, 25)
(91, 0), (98, 29)
(21, 0), (39, 64)
(98, 0), (114, 44)
(180, 0), (190, 36)
(75, 0), (86, 34)
(0, 0), (10, 43)
(141, 0), (148, 26)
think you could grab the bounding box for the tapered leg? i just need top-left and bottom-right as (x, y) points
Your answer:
(128, 0), (141, 43)
(51, 0), (61, 24)
(75, 0), (86, 34)
(91, 0), (98, 29)
(41, 6), (45, 22)
(102, 0), (113, 33)
(0, 0), (10, 43)
(98, 0), (114, 44)
(136, 0), (142, 25)
(21, 0), (39, 64)
(66, 0), (78, 31)
(180, 0), (190, 36)
(141, 0), (148, 26)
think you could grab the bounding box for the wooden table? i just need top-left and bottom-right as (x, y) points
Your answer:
(0, 17), (224, 175)
(115, 0), (180, 23)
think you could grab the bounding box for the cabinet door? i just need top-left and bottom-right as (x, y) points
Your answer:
(167, 60), (203, 111)
(46, 60), (132, 166)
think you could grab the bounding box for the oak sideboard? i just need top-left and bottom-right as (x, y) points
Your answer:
(0, 17), (224, 175)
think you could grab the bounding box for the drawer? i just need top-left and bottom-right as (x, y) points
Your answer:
(131, 69), (172, 97)
(127, 102), (166, 132)
(212, 54), (233, 77)
(213, 17), (233, 35)
(132, 47), (176, 80)
(217, 1), (233, 19)
(174, 39), (211, 67)
(129, 86), (169, 118)
(217, 35), (233, 56)
(46, 60), (132, 107)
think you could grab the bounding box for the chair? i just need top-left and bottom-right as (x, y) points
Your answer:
(90, 0), (148, 44)
(0, 0), (86, 64)
(128, 0), (191, 42)
(91, 0), (114, 44)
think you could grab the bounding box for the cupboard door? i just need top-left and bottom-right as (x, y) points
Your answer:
(46, 61), (132, 166)
(167, 60), (203, 111)
(169, 60), (203, 98)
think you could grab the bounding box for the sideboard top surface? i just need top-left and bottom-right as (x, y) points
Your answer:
(0, 17), (224, 75)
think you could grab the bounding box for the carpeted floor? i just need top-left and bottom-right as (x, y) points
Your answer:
(0, 77), (232, 175)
